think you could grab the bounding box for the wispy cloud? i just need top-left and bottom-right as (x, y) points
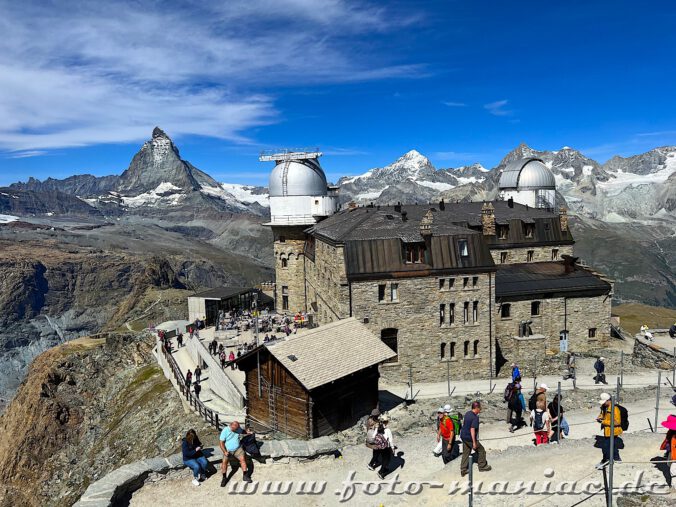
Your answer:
(484, 99), (513, 116)
(636, 130), (676, 137)
(0, 1), (423, 152)
(5, 150), (48, 159)
(442, 101), (466, 107)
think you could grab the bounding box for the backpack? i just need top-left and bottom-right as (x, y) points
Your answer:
(504, 383), (515, 402)
(533, 410), (545, 431)
(450, 413), (462, 435)
(617, 405), (629, 431)
(373, 432), (389, 450)
(528, 393), (538, 411)
(366, 426), (377, 445)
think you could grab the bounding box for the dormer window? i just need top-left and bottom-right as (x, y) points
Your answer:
(498, 225), (509, 240)
(405, 243), (426, 263)
(458, 239), (469, 257)
(524, 224), (535, 239)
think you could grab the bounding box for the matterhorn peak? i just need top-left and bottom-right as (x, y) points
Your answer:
(152, 126), (170, 139)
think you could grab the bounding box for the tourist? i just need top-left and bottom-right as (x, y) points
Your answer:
(433, 407), (444, 456)
(194, 381), (201, 399)
(511, 363), (521, 382)
(548, 394), (565, 442)
(220, 351), (226, 369)
(659, 415), (676, 486)
(211, 339), (218, 355)
(595, 393), (623, 469)
(564, 352), (576, 380)
(194, 365), (202, 383)
(177, 332), (183, 348)
(186, 370), (192, 390)
(640, 324), (654, 341)
(220, 421), (252, 486)
(507, 378), (524, 433)
(528, 383), (548, 413)
(594, 357), (607, 385)
(460, 401), (491, 476)
(531, 398), (551, 445)
(438, 404), (458, 464)
(376, 414), (395, 479)
(182, 429), (208, 486)
(229, 351), (236, 369)
(366, 408), (381, 467)
(669, 322), (676, 339)
(188, 326), (194, 339)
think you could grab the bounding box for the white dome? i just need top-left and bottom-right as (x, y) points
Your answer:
(269, 159), (328, 197)
(499, 158), (555, 190)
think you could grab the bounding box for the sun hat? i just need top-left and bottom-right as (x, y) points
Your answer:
(599, 357), (606, 361)
(379, 414), (390, 423)
(539, 383), (548, 390)
(599, 393), (611, 405)
(661, 414), (676, 431)
(443, 404), (452, 413)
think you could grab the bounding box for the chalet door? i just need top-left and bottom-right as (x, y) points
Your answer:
(559, 330), (569, 352)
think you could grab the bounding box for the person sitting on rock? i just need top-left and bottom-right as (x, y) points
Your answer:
(182, 429), (208, 486)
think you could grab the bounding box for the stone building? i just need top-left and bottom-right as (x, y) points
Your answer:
(264, 156), (613, 381)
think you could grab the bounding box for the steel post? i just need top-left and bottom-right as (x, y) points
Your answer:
(447, 359), (451, 397)
(608, 395), (615, 507)
(468, 454), (474, 507)
(655, 371), (661, 431)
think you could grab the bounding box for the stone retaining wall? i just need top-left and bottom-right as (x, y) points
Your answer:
(74, 437), (338, 507)
(632, 335), (676, 370)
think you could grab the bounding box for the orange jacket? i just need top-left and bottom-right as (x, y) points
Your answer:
(660, 433), (676, 461)
(597, 406), (623, 437)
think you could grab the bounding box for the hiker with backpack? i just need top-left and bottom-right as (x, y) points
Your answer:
(366, 408), (381, 467)
(368, 414), (394, 479)
(594, 357), (608, 385)
(531, 398), (551, 445)
(437, 404), (459, 464)
(548, 394), (565, 442)
(511, 363), (521, 382)
(528, 384), (548, 413)
(506, 378), (524, 433)
(595, 392), (624, 469)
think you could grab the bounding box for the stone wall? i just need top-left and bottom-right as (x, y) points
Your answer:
(304, 239), (350, 324)
(495, 294), (611, 376)
(633, 337), (676, 370)
(351, 272), (495, 382)
(272, 226), (307, 314)
(489, 245), (574, 265)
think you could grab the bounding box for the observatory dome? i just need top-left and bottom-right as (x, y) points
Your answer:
(499, 158), (555, 190)
(269, 159), (328, 197)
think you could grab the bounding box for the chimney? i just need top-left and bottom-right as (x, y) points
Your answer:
(559, 207), (569, 231)
(420, 209), (433, 236)
(394, 201), (402, 213)
(507, 197), (514, 208)
(481, 202), (496, 236)
(561, 254), (578, 273)
(401, 210), (408, 221)
(439, 199), (445, 211)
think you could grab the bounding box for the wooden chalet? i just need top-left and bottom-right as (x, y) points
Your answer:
(236, 318), (396, 439)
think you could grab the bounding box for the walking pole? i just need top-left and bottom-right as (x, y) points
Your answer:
(608, 394), (615, 507)
(620, 351), (624, 387)
(447, 359), (451, 397)
(655, 371), (661, 431)
(468, 454), (474, 507)
(557, 381), (561, 442)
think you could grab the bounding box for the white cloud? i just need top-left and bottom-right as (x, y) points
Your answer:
(0, 1), (423, 152)
(442, 101), (467, 107)
(5, 150), (48, 159)
(484, 99), (513, 116)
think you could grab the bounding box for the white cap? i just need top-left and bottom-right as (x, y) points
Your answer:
(437, 407), (445, 413)
(539, 383), (548, 390)
(443, 404), (452, 413)
(599, 357), (606, 361)
(599, 393), (611, 405)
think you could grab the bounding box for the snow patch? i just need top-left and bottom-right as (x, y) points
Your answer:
(597, 163), (675, 196)
(355, 190), (383, 200)
(121, 182), (185, 208)
(0, 214), (19, 223)
(220, 183), (269, 206)
(582, 165), (593, 176)
(417, 181), (455, 191)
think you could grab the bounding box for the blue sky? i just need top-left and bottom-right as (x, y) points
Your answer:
(1, 0), (676, 186)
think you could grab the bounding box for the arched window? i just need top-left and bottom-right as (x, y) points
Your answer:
(440, 342), (447, 360)
(450, 342), (456, 359)
(463, 340), (470, 357)
(473, 339), (479, 357)
(381, 328), (398, 363)
(281, 257), (288, 268)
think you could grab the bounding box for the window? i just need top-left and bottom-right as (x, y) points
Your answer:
(440, 343), (447, 360)
(500, 303), (511, 319)
(450, 342), (456, 359)
(282, 286), (289, 310)
(472, 276), (479, 288)
(588, 328), (597, 338)
(531, 301), (541, 316)
(463, 302), (469, 324)
(473, 301), (479, 323)
(279, 235), (286, 243)
(391, 283), (399, 302)
(473, 340), (479, 357)
(439, 304), (446, 326)
(378, 284), (386, 302)
(463, 277), (469, 288)
(498, 225), (509, 240)
(405, 243), (426, 263)
(500, 252), (508, 264)
(449, 278), (455, 289)
(463, 340), (470, 357)
(281, 257), (288, 268)
(439, 278), (445, 290)
(527, 250), (534, 262)
(449, 303), (455, 324)
(381, 328), (398, 363)
(524, 224), (534, 238)
(551, 249), (559, 260)
(458, 239), (469, 257)
(314, 199), (319, 205)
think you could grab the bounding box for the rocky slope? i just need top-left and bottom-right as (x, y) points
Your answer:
(0, 332), (217, 507)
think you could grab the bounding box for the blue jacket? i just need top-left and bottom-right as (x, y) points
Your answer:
(594, 360), (604, 374)
(182, 437), (202, 461)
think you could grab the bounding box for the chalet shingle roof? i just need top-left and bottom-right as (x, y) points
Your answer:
(265, 318), (396, 390)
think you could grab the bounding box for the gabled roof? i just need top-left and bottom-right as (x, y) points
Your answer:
(242, 318), (396, 390)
